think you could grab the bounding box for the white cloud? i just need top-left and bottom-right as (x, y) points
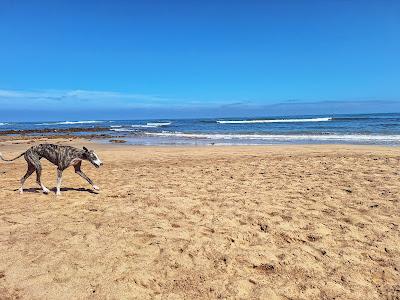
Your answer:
(0, 88), (257, 110)
(0, 88), (174, 109)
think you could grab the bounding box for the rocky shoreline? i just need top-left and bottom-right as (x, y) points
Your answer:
(0, 127), (111, 135)
(0, 127), (118, 142)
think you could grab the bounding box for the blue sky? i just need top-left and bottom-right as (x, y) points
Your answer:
(0, 0), (399, 121)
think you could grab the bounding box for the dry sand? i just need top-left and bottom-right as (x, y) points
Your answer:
(0, 139), (399, 299)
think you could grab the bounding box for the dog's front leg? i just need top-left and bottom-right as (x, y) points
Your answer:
(56, 169), (63, 196)
(74, 164), (99, 191)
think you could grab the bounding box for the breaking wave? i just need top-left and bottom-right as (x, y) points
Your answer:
(130, 122), (171, 128)
(110, 128), (137, 132)
(217, 117), (332, 124)
(36, 120), (104, 125)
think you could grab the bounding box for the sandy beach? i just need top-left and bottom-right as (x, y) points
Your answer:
(0, 139), (399, 299)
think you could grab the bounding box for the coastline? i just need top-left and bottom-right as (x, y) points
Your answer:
(1, 133), (400, 149)
(2, 113), (400, 146)
(2, 132), (400, 149)
(0, 138), (399, 299)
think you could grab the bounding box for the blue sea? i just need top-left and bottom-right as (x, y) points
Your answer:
(1, 113), (400, 146)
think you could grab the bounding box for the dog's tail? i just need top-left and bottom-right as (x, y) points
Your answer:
(0, 152), (25, 162)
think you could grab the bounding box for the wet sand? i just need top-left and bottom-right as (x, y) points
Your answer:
(0, 139), (399, 299)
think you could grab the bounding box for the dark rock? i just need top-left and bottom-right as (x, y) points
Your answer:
(307, 234), (321, 242)
(259, 224), (268, 233)
(109, 139), (127, 143)
(253, 263), (275, 274)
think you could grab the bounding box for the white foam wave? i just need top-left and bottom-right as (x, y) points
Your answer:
(131, 125), (157, 128)
(145, 132), (400, 142)
(111, 128), (137, 132)
(130, 122), (171, 128)
(36, 120), (104, 125)
(146, 122), (171, 126)
(110, 125), (122, 128)
(217, 117), (332, 124)
(0, 122), (8, 126)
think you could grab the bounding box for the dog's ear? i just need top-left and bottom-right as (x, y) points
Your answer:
(83, 147), (89, 152)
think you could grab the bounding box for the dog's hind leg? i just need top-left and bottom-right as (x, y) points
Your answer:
(19, 163), (35, 194)
(35, 163), (50, 194)
(56, 169), (63, 196)
(74, 162), (99, 191)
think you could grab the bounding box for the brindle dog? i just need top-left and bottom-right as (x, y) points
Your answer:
(0, 144), (102, 195)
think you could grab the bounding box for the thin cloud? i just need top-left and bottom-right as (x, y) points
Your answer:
(0, 89), (260, 109)
(269, 99), (400, 107)
(0, 89), (174, 108)
(1, 89), (399, 116)
(0, 89), (170, 101)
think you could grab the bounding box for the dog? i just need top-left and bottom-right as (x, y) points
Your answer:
(0, 144), (103, 195)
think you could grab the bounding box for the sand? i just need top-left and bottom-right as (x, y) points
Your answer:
(0, 139), (399, 299)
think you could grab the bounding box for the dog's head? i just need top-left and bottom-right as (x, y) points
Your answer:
(83, 147), (103, 168)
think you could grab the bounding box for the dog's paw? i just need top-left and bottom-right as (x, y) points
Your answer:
(42, 188), (50, 194)
(56, 191), (61, 196)
(19, 188), (23, 194)
(93, 185), (100, 191)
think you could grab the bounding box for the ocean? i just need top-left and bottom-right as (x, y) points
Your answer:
(1, 113), (400, 146)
